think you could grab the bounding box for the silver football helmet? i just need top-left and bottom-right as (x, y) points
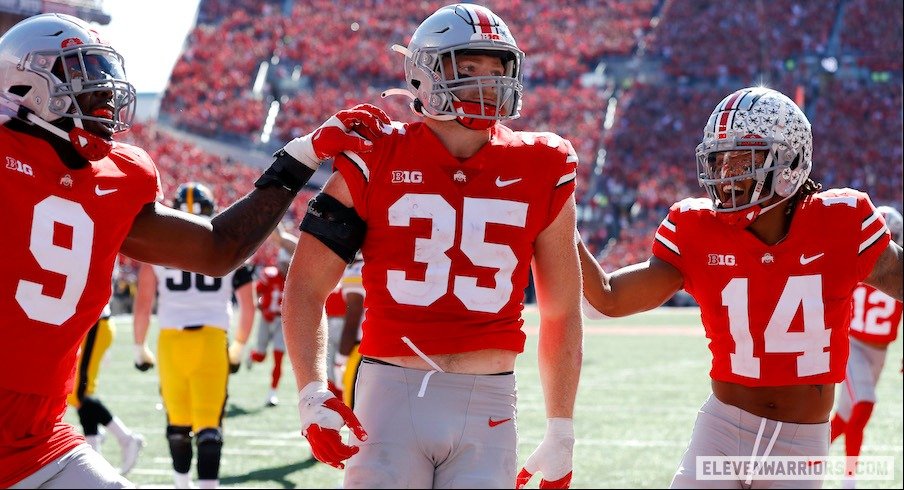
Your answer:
(0, 13), (136, 158)
(386, 3), (524, 129)
(696, 87), (812, 216)
(877, 206), (903, 247)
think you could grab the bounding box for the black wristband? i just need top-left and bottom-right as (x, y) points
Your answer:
(254, 149), (316, 193)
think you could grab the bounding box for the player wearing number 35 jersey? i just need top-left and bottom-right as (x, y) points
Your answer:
(580, 86), (902, 489)
(283, 4), (583, 489)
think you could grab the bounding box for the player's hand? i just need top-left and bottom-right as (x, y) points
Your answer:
(134, 344), (156, 372)
(281, 104), (391, 170)
(228, 341), (245, 374)
(516, 418), (574, 489)
(298, 381), (367, 469)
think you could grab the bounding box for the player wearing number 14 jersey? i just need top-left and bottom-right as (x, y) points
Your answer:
(579, 86), (902, 489)
(283, 4), (583, 489)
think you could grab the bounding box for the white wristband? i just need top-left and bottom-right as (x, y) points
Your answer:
(546, 417), (574, 437)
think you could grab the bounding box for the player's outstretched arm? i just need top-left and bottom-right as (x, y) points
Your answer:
(864, 241), (903, 302)
(578, 239), (684, 317)
(229, 279), (256, 373)
(518, 197), (582, 489)
(132, 262), (157, 371)
(283, 172), (368, 469)
(120, 104), (390, 277)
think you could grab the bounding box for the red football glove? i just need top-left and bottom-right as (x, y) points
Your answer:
(516, 418), (574, 489)
(282, 104), (391, 170)
(297, 381), (367, 469)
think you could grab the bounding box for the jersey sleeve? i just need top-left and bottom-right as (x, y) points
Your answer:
(114, 142), (164, 204)
(652, 202), (687, 271)
(231, 263), (256, 289)
(852, 192), (891, 281)
(331, 123), (403, 221)
(541, 135), (578, 229)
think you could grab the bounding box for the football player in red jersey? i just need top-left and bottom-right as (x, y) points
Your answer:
(830, 205), (903, 489)
(251, 249), (291, 407)
(282, 4), (583, 489)
(0, 13), (385, 489)
(579, 86), (903, 489)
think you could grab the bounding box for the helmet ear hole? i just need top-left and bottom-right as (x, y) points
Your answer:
(789, 153), (801, 170)
(9, 85), (30, 96)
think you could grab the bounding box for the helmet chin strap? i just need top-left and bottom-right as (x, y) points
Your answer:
(0, 96), (112, 160)
(381, 88), (457, 122)
(717, 194), (793, 228)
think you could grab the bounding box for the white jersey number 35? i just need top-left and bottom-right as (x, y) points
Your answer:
(387, 193), (527, 314)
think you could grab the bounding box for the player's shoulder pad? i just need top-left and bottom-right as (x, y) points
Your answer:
(110, 141), (155, 171)
(512, 130), (579, 164)
(339, 120), (408, 183)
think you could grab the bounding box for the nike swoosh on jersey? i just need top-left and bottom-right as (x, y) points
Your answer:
(799, 253), (825, 265)
(95, 185), (118, 196)
(488, 417), (512, 427)
(495, 177), (522, 187)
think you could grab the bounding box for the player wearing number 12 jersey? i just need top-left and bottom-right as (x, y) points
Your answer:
(0, 13), (363, 489)
(283, 4), (583, 488)
(579, 87), (902, 489)
(830, 205), (903, 489)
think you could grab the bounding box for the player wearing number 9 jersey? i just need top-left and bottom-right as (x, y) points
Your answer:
(0, 13), (350, 489)
(283, 4), (583, 488)
(579, 86), (902, 489)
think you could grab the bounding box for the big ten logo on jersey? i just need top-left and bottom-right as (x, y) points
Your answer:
(708, 254), (736, 266)
(6, 156), (33, 176)
(391, 170), (423, 184)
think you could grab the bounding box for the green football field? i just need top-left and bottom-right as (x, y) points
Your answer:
(69, 307), (903, 488)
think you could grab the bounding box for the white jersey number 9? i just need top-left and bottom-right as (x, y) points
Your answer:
(16, 196), (93, 326)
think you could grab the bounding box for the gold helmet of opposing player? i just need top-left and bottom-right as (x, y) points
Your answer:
(173, 182), (216, 217)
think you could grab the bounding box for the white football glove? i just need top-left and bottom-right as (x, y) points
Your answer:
(298, 381), (367, 469)
(516, 418), (574, 489)
(134, 343), (156, 372)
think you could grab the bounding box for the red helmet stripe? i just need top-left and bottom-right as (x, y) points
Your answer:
(471, 6), (496, 34)
(716, 91), (744, 135)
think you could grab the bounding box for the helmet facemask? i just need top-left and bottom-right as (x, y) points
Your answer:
(46, 44), (136, 134)
(696, 132), (801, 212)
(408, 45), (523, 129)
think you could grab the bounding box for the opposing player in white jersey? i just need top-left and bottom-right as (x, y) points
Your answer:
(283, 4), (583, 488)
(830, 205), (904, 489)
(132, 183), (256, 490)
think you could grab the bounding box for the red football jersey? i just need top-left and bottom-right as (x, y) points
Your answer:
(256, 266), (286, 322)
(849, 283), (902, 345)
(332, 122), (577, 356)
(652, 189), (890, 387)
(0, 126), (159, 486)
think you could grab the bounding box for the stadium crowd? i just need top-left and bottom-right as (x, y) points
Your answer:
(152, 0), (902, 275)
